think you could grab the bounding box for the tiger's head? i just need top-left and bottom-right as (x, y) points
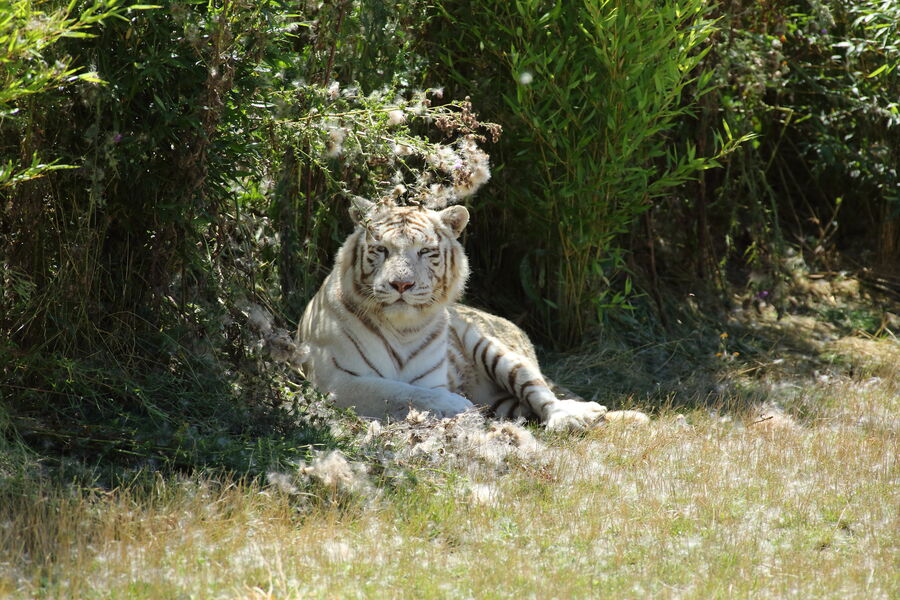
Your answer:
(342, 199), (470, 324)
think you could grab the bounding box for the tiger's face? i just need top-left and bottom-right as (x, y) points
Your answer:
(348, 200), (470, 320)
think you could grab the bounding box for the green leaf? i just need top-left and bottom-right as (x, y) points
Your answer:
(77, 71), (105, 84)
(866, 63), (888, 78)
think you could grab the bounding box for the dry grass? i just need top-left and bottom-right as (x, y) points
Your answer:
(2, 329), (898, 599)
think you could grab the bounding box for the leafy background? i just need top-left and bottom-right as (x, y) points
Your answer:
(1, 0), (898, 479)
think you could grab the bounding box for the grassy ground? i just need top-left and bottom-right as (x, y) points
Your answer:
(1, 278), (898, 599)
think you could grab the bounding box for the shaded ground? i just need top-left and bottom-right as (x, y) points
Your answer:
(546, 268), (899, 418)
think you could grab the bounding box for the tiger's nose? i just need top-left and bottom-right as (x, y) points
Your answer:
(390, 280), (415, 293)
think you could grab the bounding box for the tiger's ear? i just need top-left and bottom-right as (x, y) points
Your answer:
(439, 205), (469, 238)
(349, 197), (375, 225)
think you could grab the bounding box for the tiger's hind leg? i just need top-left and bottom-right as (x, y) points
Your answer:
(452, 321), (607, 431)
(487, 392), (536, 421)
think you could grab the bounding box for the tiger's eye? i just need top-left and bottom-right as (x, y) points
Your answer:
(373, 245), (387, 254)
(418, 247), (437, 256)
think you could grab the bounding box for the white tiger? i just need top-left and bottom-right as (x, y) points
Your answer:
(298, 199), (613, 431)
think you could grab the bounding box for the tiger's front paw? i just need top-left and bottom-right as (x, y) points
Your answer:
(544, 399), (608, 432)
(426, 392), (475, 419)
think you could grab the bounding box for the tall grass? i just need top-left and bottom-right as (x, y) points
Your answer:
(430, 0), (750, 344)
(664, 0), (900, 297)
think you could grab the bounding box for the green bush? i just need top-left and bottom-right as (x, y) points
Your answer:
(429, 0), (742, 345)
(0, 0), (497, 476)
(0, 1), (123, 184)
(676, 0), (900, 295)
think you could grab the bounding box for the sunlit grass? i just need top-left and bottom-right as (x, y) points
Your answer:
(2, 336), (897, 599)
